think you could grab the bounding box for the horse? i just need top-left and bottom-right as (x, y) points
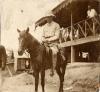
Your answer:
(17, 27), (67, 92)
(0, 45), (7, 70)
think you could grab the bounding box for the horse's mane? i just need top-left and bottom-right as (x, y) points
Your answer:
(27, 32), (40, 48)
(26, 32), (42, 58)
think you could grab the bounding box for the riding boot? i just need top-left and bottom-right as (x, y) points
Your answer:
(49, 48), (54, 77)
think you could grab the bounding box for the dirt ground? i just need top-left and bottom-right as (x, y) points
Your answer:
(0, 63), (100, 92)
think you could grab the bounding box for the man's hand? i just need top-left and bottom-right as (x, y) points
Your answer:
(42, 38), (50, 44)
(42, 38), (48, 42)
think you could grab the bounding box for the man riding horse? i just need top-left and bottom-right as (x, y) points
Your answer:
(17, 25), (67, 92)
(42, 12), (65, 76)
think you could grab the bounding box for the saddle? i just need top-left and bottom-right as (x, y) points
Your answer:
(43, 42), (66, 69)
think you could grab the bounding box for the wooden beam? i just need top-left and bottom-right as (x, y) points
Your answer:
(59, 35), (100, 47)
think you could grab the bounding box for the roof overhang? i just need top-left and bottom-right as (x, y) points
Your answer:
(35, 0), (100, 27)
(35, 0), (70, 27)
(52, 0), (100, 14)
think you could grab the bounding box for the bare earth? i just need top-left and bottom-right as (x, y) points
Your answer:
(0, 63), (100, 92)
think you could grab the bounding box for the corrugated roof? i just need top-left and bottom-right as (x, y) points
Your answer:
(35, 0), (65, 26)
(35, 0), (100, 27)
(53, 0), (100, 13)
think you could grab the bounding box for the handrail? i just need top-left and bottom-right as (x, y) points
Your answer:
(65, 14), (100, 30)
(61, 14), (100, 42)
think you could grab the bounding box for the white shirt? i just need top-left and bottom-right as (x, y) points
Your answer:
(43, 21), (60, 41)
(87, 9), (97, 18)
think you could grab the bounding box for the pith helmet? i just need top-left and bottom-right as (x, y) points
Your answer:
(45, 11), (55, 17)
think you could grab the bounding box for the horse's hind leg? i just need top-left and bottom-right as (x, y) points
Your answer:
(41, 69), (45, 92)
(56, 64), (66, 92)
(62, 64), (66, 84)
(34, 71), (39, 92)
(61, 65), (66, 92)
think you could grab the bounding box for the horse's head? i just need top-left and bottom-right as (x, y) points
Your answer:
(17, 27), (31, 55)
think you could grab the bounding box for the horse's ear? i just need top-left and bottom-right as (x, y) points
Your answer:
(26, 27), (29, 33)
(17, 29), (20, 33)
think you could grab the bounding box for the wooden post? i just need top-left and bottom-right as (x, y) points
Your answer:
(70, 11), (75, 63)
(71, 12), (73, 41)
(71, 46), (75, 63)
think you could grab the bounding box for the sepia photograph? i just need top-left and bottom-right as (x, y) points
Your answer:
(0, 0), (100, 92)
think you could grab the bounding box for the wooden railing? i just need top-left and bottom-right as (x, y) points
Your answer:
(60, 15), (100, 42)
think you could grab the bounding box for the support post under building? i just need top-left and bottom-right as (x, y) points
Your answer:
(71, 46), (76, 63)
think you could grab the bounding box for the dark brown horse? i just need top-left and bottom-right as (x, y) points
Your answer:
(17, 27), (67, 92)
(0, 45), (7, 70)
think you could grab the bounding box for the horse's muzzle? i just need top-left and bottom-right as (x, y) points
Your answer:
(18, 50), (23, 56)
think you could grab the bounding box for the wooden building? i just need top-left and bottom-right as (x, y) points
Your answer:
(35, 0), (100, 63)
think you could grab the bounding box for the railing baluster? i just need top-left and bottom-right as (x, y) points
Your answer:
(85, 20), (87, 37)
(64, 28), (68, 42)
(69, 27), (72, 40)
(78, 24), (86, 37)
(86, 21), (95, 35)
(94, 16), (100, 26)
(63, 29), (66, 42)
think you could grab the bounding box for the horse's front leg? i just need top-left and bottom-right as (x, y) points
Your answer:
(56, 66), (63, 92)
(34, 70), (39, 92)
(62, 63), (66, 80)
(41, 69), (45, 92)
(61, 65), (66, 92)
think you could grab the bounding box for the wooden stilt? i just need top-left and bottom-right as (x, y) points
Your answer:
(71, 46), (75, 63)
(70, 9), (76, 63)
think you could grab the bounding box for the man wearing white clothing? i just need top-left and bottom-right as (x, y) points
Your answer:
(87, 5), (97, 18)
(87, 5), (99, 34)
(42, 12), (60, 76)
